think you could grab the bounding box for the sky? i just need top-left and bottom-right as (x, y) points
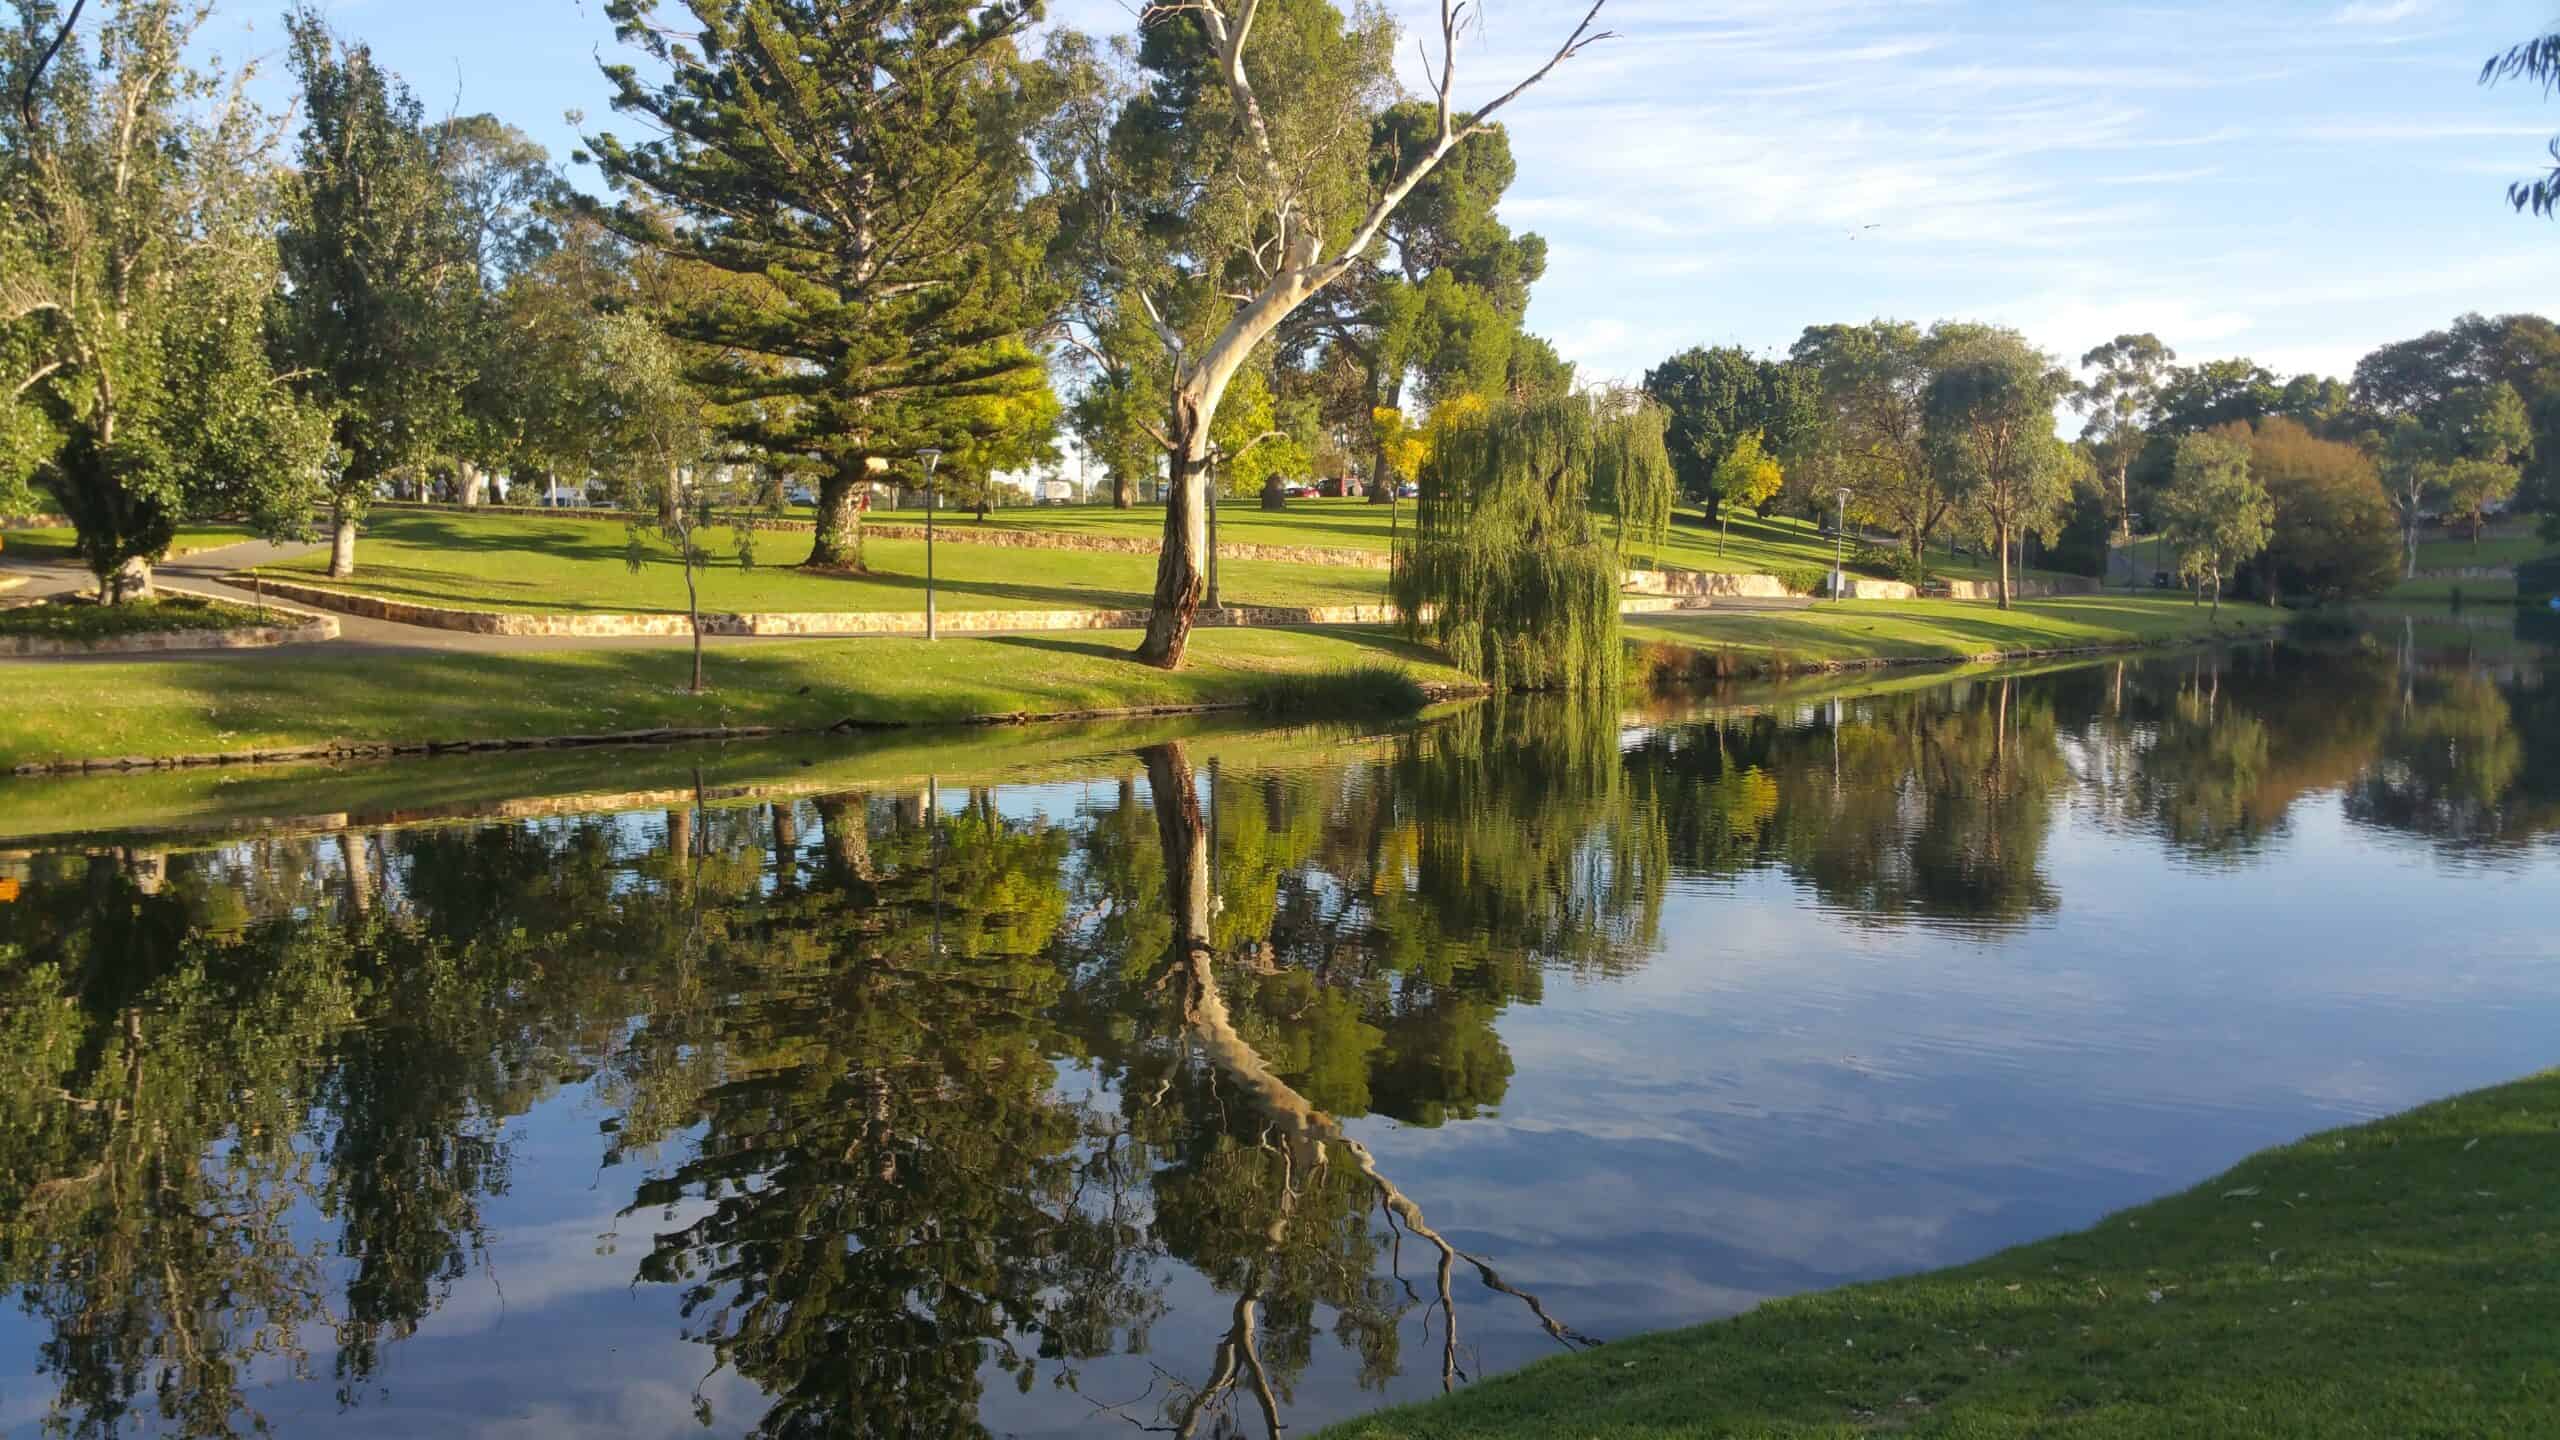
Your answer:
(199, 0), (2560, 391)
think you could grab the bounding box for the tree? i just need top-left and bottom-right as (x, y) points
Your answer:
(1790, 320), (1947, 566)
(274, 9), (480, 578)
(2479, 29), (2560, 216)
(1926, 332), (2074, 609)
(583, 0), (1058, 573)
(2231, 417), (2398, 603)
(1639, 345), (1816, 522)
(2159, 431), (2271, 615)
(2, 0), (328, 599)
(2439, 456), (2521, 545)
(1084, 0), (1615, 669)
(440, 114), (569, 504)
(2377, 419), (2446, 580)
(1391, 389), (1671, 689)
(2072, 333), (2174, 545)
(1708, 428), (1782, 555)
(937, 339), (1064, 520)
(595, 311), (745, 694)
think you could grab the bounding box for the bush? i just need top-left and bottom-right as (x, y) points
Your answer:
(1851, 543), (1932, 586)
(2517, 553), (2560, 609)
(1776, 565), (1829, 597)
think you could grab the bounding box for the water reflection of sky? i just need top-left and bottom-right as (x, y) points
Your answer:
(4, 653), (2558, 1437)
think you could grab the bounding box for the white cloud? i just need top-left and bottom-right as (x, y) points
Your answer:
(2334, 0), (2425, 25)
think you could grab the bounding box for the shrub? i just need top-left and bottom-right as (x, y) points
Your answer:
(2517, 553), (2560, 609)
(1852, 543), (1931, 586)
(1776, 565), (1829, 597)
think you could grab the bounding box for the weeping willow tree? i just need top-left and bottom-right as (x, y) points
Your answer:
(1391, 390), (1673, 689)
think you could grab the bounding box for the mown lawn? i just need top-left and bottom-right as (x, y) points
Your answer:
(263, 509), (1391, 614)
(855, 501), (2069, 584)
(0, 522), (261, 564)
(1322, 1068), (2560, 1440)
(1626, 595), (2283, 678)
(0, 625), (1469, 767)
(2409, 531), (2551, 571)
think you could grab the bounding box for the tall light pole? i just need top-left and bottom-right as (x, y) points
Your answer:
(919, 448), (943, 641)
(2125, 513), (2142, 592)
(1833, 487), (1851, 600)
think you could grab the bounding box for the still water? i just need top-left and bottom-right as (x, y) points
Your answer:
(2, 632), (2556, 1437)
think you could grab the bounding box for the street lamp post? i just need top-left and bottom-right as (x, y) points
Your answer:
(1833, 487), (1851, 600)
(2126, 514), (2143, 592)
(919, 448), (943, 641)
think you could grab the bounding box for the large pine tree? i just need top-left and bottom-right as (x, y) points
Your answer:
(583, 0), (1059, 572)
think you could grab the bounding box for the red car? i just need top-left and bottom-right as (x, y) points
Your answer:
(1316, 476), (1361, 498)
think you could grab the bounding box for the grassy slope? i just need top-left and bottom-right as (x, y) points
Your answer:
(0, 594), (282, 640)
(1324, 1069), (2560, 1440)
(849, 502), (2066, 584)
(2410, 533), (2551, 570)
(0, 523), (261, 564)
(264, 510), (1392, 615)
(0, 626), (1468, 768)
(1626, 595), (2283, 673)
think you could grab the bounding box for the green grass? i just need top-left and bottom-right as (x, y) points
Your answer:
(0, 594), (285, 642)
(834, 502), (2069, 584)
(1322, 1068), (2560, 1440)
(1626, 595), (2283, 682)
(2409, 532), (2552, 571)
(0, 625), (1472, 768)
(0, 522), (261, 564)
(2385, 574), (2521, 603)
(267, 510), (1391, 615)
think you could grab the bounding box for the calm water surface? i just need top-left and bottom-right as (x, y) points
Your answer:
(3, 632), (2556, 1437)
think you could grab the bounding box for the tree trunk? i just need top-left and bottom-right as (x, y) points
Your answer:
(1261, 476), (1287, 511)
(460, 462), (484, 507)
(808, 459), (868, 571)
(1136, 405), (1209, 669)
(769, 802), (799, 891)
(813, 793), (875, 884)
(1994, 518), (2012, 609)
(1113, 474), (1136, 509)
(2210, 559), (2221, 616)
(329, 506), (358, 578)
(103, 555), (152, 605)
(684, 535), (705, 694)
(2403, 508), (2418, 580)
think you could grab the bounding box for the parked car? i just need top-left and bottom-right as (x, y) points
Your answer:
(538, 490), (586, 509)
(784, 484), (817, 506)
(1397, 482), (1418, 499)
(1282, 481), (1314, 499)
(1316, 476), (1352, 498)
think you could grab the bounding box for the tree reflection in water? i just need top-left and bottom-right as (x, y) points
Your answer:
(0, 643), (2553, 1436)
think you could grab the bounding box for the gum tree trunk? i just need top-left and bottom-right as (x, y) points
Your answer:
(1994, 518), (2012, 610)
(1138, 406), (1210, 668)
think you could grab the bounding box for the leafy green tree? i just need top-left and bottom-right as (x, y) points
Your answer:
(2378, 418), (2447, 579)
(1640, 345), (1818, 523)
(2158, 431), (2271, 614)
(583, 0), (1059, 573)
(2230, 417), (2399, 602)
(2439, 456), (2521, 545)
(2072, 333), (2175, 546)
(1, 0), (328, 599)
(1393, 390), (1672, 689)
(1063, 0), (1613, 668)
(2479, 31), (2560, 216)
(274, 8), (480, 577)
(1926, 331), (2075, 608)
(439, 113), (569, 504)
(1708, 428), (1783, 554)
(1790, 320), (1950, 566)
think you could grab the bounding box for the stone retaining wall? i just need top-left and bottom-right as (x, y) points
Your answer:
(240, 574), (1400, 636)
(1624, 568), (2097, 602)
(2412, 564), (2516, 581)
(372, 500), (1394, 570)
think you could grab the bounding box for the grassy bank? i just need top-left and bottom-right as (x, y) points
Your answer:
(0, 626), (1466, 769)
(266, 509), (1392, 615)
(856, 500), (2073, 586)
(1628, 595), (2284, 683)
(1324, 1068), (2560, 1439)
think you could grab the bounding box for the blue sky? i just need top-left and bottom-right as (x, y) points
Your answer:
(208, 0), (2560, 388)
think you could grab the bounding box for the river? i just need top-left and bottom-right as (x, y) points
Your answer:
(2, 622), (2554, 1437)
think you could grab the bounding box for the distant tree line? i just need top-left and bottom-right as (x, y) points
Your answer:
(1635, 310), (2557, 606)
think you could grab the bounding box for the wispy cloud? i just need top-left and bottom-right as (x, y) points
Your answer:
(2334, 0), (2425, 25)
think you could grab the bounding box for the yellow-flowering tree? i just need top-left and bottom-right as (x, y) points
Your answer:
(1709, 430), (1784, 555)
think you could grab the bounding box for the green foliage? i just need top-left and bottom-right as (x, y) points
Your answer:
(2072, 332), (2175, 535)
(2439, 456), (2522, 541)
(1775, 565), (1828, 597)
(2160, 431), (2273, 607)
(2, 0), (329, 595)
(2516, 552), (2560, 606)
(275, 9), (480, 546)
(585, 0), (1059, 566)
(1640, 345), (1819, 517)
(2233, 417), (2399, 602)
(1394, 392), (1674, 689)
(1925, 330), (2076, 602)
